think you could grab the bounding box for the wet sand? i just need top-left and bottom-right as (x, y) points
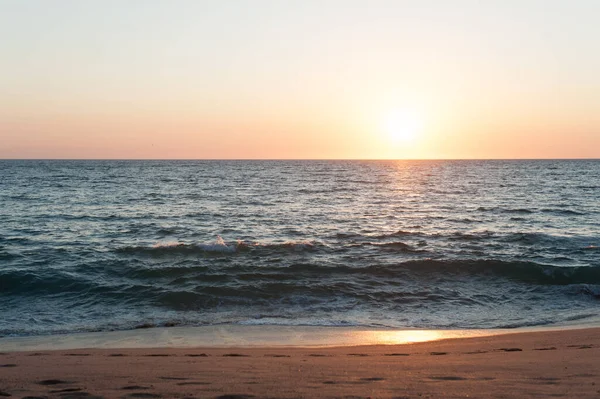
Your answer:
(1, 327), (599, 398)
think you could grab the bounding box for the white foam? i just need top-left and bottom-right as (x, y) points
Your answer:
(149, 238), (318, 254)
(152, 241), (184, 248)
(196, 236), (236, 253)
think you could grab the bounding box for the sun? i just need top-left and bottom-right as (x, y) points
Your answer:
(383, 109), (423, 143)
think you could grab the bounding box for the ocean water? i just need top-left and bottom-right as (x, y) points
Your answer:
(0, 160), (599, 337)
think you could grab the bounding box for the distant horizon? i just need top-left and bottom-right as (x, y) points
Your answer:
(1, 157), (599, 161)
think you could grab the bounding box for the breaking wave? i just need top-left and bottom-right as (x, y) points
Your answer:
(116, 237), (319, 256)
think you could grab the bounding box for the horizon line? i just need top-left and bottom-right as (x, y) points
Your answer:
(0, 158), (599, 161)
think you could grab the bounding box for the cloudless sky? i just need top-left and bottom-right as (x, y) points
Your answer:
(1, 0), (599, 159)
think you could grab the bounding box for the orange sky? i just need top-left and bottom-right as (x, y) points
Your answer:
(1, 1), (599, 159)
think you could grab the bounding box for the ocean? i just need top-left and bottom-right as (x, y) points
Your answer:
(0, 160), (599, 337)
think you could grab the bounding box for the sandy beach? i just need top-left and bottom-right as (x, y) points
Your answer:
(1, 327), (599, 398)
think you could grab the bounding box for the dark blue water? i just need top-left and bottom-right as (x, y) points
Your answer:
(1, 160), (599, 337)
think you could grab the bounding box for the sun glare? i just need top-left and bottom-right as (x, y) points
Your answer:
(384, 109), (423, 143)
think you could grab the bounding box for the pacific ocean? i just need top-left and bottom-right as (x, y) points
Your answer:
(1, 160), (599, 337)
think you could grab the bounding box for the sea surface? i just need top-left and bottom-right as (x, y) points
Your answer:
(1, 160), (599, 337)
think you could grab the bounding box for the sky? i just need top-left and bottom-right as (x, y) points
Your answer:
(1, 0), (599, 159)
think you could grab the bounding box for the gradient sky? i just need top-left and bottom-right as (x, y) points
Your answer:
(1, 0), (599, 159)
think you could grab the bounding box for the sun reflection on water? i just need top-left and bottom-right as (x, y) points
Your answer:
(368, 330), (444, 344)
(344, 329), (495, 346)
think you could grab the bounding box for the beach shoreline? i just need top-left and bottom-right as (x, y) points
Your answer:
(2, 321), (600, 352)
(1, 326), (599, 398)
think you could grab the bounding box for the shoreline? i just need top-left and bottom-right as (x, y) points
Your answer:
(2, 322), (600, 352)
(1, 327), (599, 398)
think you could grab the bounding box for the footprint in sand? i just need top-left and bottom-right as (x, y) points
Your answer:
(49, 390), (104, 399)
(176, 382), (211, 386)
(0, 363), (17, 367)
(429, 376), (468, 381)
(347, 353), (369, 357)
(25, 394), (102, 399)
(49, 388), (82, 393)
(498, 348), (523, 352)
(384, 353), (410, 357)
(264, 354), (290, 358)
(529, 377), (561, 385)
(430, 352), (447, 356)
(569, 344), (593, 349)
(159, 377), (189, 381)
(38, 379), (72, 385)
(121, 385), (151, 390)
(360, 377), (385, 382)
(215, 396), (256, 399)
(185, 353), (208, 357)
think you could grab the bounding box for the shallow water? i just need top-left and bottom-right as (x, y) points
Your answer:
(1, 160), (599, 336)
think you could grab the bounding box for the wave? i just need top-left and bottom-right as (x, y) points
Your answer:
(363, 230), (586, 247)
(500, 232), (596, 249)
(540, 208), (586, 216)
(501, 208), (535, 214)
(447, 231), (495, 241)
(260, 260), (600, 286)
(2, 258), (600, 335)
(473, 206), (536, 215)
(371, 241), (415, 251)
(476, 206), (588, 217)
(390, 259), (600, 285)
(0, 251), (20, 261)
(4, 259), (600, 299)
(372, 230), (424, 239)
(0, 269), (101, 296)
(116, 237), (319, 256)
(296, 187), (354, 194)
(366, 230), (583, 245)
(113, 232), (597, 258)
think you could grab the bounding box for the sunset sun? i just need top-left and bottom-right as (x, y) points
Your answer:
(383, 109), (423, 143)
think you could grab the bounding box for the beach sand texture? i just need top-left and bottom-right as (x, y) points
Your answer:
(1, 327), (599, 398)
